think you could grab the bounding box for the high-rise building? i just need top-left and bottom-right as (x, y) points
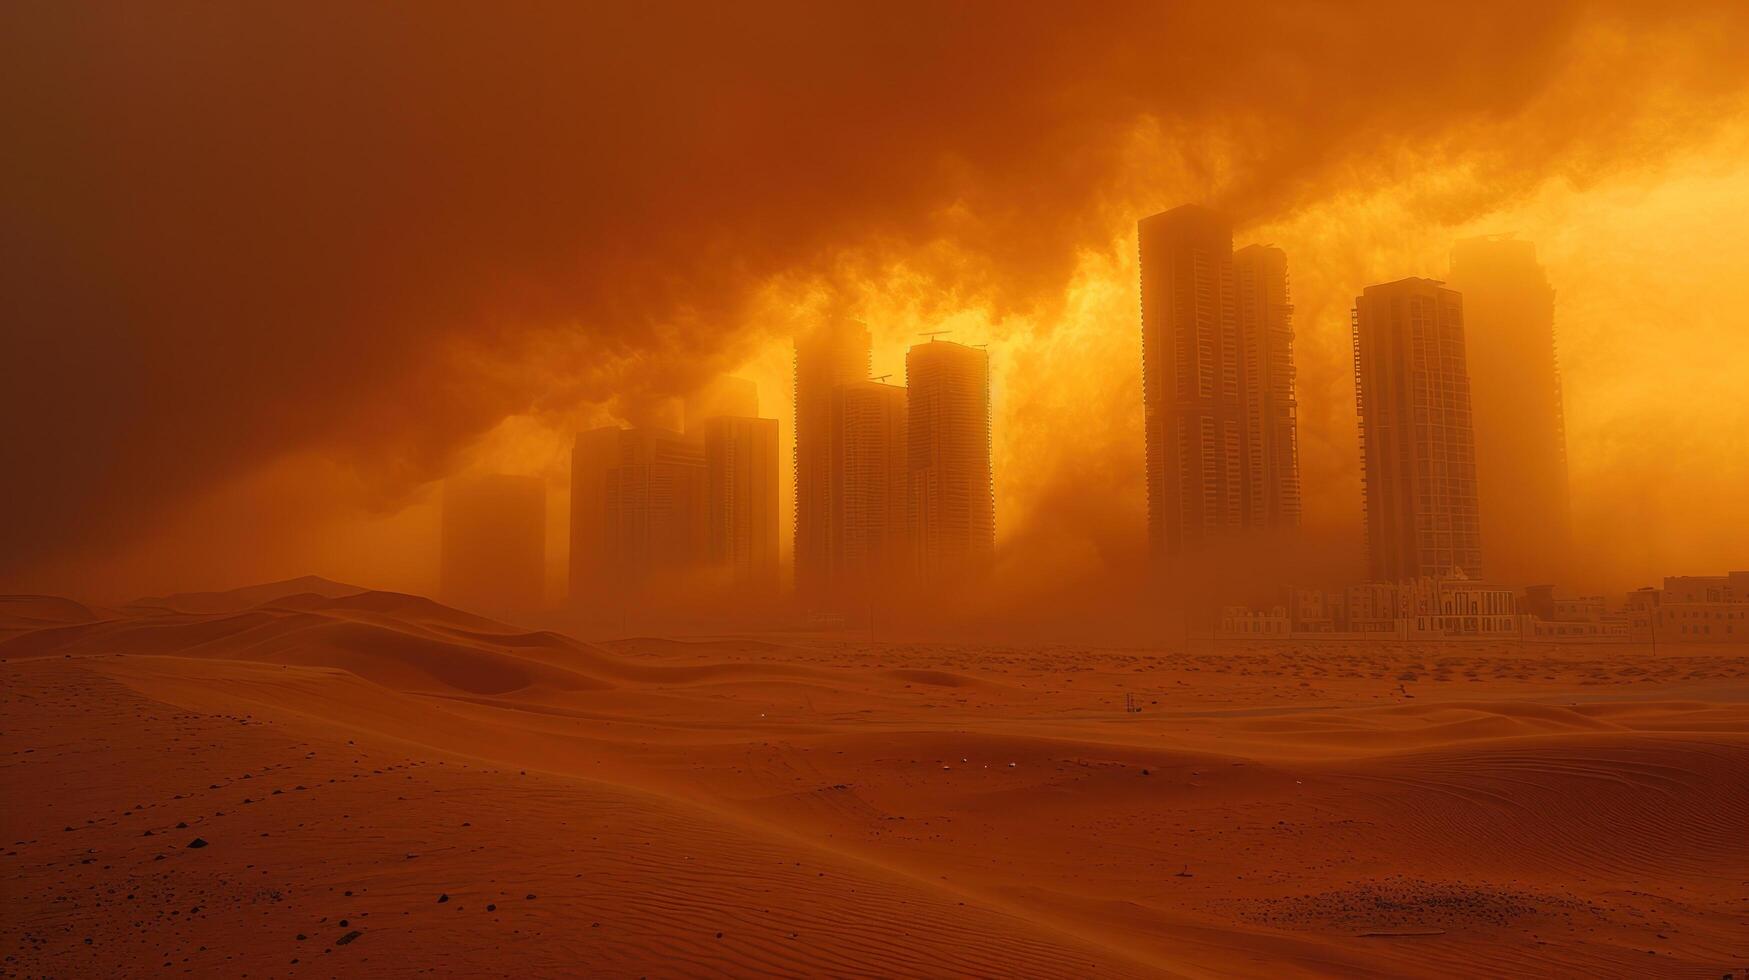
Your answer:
(836, 380), (909, 600)
(794, 320), (871, 605)
(570, 427), (621, 603)
(1233, 244), (1302, 529)
(1352, 277), (1483, 582)
(441, 474), (545, 617)
(702, 415), (780, 593)
(570, 426), (706, 604)
(1446, 236), (1570, 585)
(603, 431), (707, 587)
(1139, 205), (1300, 561)
(906, 339), (993, 582)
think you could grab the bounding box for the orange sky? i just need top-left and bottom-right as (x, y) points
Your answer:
(3, 2), (1746, 605)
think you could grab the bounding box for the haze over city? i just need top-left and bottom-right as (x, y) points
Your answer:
(3, 3), (1747, 977)
(6, 2), (1748, 617)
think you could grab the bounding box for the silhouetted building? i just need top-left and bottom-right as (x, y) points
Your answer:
(570, 427), (706, 604)
(702, 415), (779, 593)
(1233, 244), (1302, 529)
(794, 320), (872, 606)
(604, 431), (707, 586)
(1353, 277), (1483, 582)
(1447, 237), (1570, 585)
(906, 339), (993, 582)
(836, 379), (910, 603)
(1140, 206), (1301, 562)
(441, 474), (545, 617)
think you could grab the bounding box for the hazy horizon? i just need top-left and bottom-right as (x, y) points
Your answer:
(5, 2), (1747, 613)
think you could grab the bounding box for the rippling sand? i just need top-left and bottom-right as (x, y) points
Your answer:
(4, 586), (1746, 977)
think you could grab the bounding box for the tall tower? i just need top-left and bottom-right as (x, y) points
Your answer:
(1446, 236), (1569, 585)
(836, 380), (910, 602)
(602, 429), (707, 587)
(1233, 244), (1301, 529)
(702, 415), (780, 594)
(906, 339), (993, 582)
(570, 427), (625, 604)
(570, 427), (705, 606)
(1139, 205), (1246, 558)
(442, 474), (545, 617)
(1353, 278), (1483, 582)
(794, 320), (871, 606)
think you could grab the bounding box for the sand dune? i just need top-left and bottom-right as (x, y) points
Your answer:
(124, 574), (367, 615)
(0, 594), (104, 630)
(4, 592), (1748, 976)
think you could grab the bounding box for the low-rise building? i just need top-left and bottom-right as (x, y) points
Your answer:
(1285, 588), (1334, 632)
(1219, 605), (1291, 637)
(1400, 574), (1518, 638)
(1343, 582), (1399, 633)
(1624, 573), (1748, 643)
(1523, 584), (1607, 623)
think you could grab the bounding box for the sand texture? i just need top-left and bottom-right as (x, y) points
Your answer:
(4, 587), (1747, 977)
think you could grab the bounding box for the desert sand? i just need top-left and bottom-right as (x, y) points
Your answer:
(3, 582), (1747, 977)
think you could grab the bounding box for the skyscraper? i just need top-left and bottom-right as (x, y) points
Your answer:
(570, 426), (706, 604)
(1447, 236), (1570, 585)
(1352, 277), (1483, 582)
(441, 474), (545, 617)
(794, 320), (871, 606)
(702, 415), (780, 593)
(602, 430), (707, 587)
(569, 427), (623, 604)
(906, 339), (993, 582)
(836, 379), (909, 600)
(1140, 205), (1300, 562)
(1233, 244), (1302, 529)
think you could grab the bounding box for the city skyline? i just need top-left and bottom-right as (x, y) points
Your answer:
(172, 216), (1714, 620)
(8, 8), (1748, 976)
(7, 9), (1745, 610)
(315, 209), (1703, 624)
(793, 319), (873, 609)
(501, 221), (1582, 621)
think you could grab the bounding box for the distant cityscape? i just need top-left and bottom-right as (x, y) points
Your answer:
(433, 203), (1744, 641)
